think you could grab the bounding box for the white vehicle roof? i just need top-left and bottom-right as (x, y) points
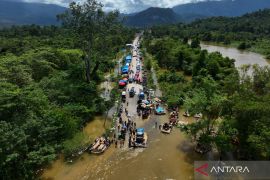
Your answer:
(126, 44), (133, 47)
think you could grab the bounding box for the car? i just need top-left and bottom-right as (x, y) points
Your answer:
(129, 87), (136, 97)
(136, 66), (140, 70)
(138, 92), (145, 100)
(128, 78), (133, 83)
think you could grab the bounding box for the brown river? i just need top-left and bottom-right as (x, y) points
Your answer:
(201, 43), (269, 68)
(42, 113), (204, 180)
(42, 41), (268, 180)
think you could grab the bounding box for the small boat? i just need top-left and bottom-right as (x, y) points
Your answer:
(160, 123), (173, 134)
(183, 110), (190, 117)
(131, 128), (147, 148)
(194, 113), (203, 119)
(89, 137), (110, 154)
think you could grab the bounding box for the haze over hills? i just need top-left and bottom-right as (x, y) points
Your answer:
(0, 1), (66, 26)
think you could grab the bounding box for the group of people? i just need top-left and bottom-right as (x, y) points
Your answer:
(114, 104), (138, 148)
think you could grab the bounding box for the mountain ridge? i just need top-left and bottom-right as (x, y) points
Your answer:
(173, 0), (270, 17)
(123, 7), (181, 27)
(2, 0), (270, 27)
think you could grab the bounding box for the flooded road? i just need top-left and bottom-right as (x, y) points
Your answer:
(42, 35), (204, 180)
(201, 43), (269, 68)
(42, 116), (115, 180)
(42, 115), (204, 180)
(83, 112), (203, 180)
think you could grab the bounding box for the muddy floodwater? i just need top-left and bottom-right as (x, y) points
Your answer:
(201, 43), (269, 68)
(41, 116), (115, 180)
(42, 114), (205, 180)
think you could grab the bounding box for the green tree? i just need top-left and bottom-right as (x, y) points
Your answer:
(58, 0), (120, 83)
(190, 38), (200, 49)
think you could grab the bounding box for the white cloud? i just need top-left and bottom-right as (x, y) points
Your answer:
(22, 0), (219, 13)
(100, 0), (204, 13)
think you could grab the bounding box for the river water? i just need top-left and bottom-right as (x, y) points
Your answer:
(201, 43), (269, 68)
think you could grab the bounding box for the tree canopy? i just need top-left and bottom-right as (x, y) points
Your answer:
(0, 1), (134, 179)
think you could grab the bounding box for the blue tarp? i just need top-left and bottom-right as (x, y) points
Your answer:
(126, 55), (132, 60)
(139, 92), (144, 97)
(121, 65), (129, 74)
(122, 65), (129, 69)
(125, 55), (132, 63)
(156, 107), (164, 113)
(119, 80), (127, 84)
(137, 128), (144, 135)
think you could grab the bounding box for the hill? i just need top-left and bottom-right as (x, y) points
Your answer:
(173, 0), (270, 18)
(188, 9), (270, 38)
(123, 7), (181, 27)
(123, 0), (270, 27)
(0, 1), (66, 26)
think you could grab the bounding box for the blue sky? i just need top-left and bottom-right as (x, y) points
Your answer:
(21, 0), (219, 13)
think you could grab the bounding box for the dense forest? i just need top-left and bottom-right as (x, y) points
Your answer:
(144, 27), (270, 160)
(149, 9), (270, 59)
(0, 0), (134, 179)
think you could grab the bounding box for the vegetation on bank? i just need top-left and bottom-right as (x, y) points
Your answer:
(144, 29), (270, 160)
(0, 0), (134, 179)
(143, 51), (156, 90)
